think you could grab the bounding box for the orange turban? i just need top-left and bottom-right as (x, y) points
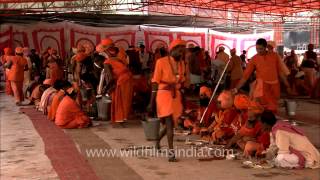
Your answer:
(169, 39), (186, 51)
(101, 38), (114, 48)
(43, 79), (52, 85)
(234, 94), (250, 110)
(96, 44), (104, 53)
(15, 47), (23, 54)
(4, 48), (11, 55)
(199, 86), (212, 98)
(248, 101), (264, 114)
(234, 94), (263, 114)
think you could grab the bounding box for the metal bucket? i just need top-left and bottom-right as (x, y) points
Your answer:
(96, 96), (111, 121)
(141, 118), (160, 141)
(285, 100), (297, 116)
(80, 88), (88, 101)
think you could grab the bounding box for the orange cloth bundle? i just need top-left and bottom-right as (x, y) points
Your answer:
(169, 39), (186, 51)
(101, 38), (113, 48)
(234, 94), (250, 110)
(234, 94), (263, 114)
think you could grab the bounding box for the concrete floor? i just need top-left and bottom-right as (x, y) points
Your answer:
(0, 94), (58, 179)
(0, 93), (319, 180)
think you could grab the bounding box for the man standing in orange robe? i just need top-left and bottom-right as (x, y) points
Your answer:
(148, 39), (187, 162)
(1, 47), (13, 95)
(101, 39), (133, 125)
(233, 38), (291, 113)
(47, 49), (63, 84)
(72, 45), (88, 85)
(226, 94), (270, 157)
(6, 47), (28, 105)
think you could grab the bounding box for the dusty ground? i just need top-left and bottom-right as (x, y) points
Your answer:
(0, 94), (58, 179)
(0, 93), (319, 180)
(71, 120), (320, 180)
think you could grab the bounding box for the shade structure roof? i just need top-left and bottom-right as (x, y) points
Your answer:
(0, 0), (319, 32)
(1, 1), (319, 17)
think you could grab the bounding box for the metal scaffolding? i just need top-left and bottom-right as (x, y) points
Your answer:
(0, 0), (319, 28)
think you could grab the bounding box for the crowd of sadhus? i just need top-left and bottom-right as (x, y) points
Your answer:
(0, 38), (319, 166)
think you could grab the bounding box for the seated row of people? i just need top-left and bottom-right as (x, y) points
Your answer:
(29, 79), (92, 129)
(182, 87), (319, 169)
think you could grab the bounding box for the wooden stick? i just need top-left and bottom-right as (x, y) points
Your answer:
(200, 59), (231, 124)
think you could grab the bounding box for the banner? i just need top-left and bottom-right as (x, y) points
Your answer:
(0, 22), (273, 59)
(209, 30), (274, 58)
(70, 28), (101, 53)
(32, 28), (66, 58)
(144, 31), (173, 52)
(141, 25), (208, 51)
(176, 32), (206, 48)
(210, 34), (237, 57)
(105, 31), (136, 50)
(0, 27), (13, 51)
(13, 31), (29, 48)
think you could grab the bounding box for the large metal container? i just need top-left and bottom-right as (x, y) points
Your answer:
(141, 117), (160, 141)
(96, 96), (112, 121)
(285, 100), (297, 116)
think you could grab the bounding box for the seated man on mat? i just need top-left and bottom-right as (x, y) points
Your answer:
(200, 90), (238, 144)
(226, 94), (270, 157)
(29, 78), (51, 106)
(55, 87), (91, 129)
(48, 81), (72, 121)
(262, 111), (320, 169)
(38, 79), (65, 114)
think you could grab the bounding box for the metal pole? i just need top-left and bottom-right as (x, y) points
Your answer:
(199, 58), (231, 124)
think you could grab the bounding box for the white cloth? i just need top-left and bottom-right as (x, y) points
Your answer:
(38, 87), (57, 113)
(275, 153), (299, 168)
(267, 130), (320, 169)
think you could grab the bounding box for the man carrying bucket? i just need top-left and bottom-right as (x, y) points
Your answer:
(148, 39), (187, 162)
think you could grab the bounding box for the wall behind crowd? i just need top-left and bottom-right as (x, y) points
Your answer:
(0, 21), (273, 58)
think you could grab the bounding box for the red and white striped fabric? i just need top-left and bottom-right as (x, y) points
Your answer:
(70, 29), (101, 53)
(0, 27), (13, 51)
(210, 34), (237, 57)
(32, 28), (65, 58)
(177, 32), (205, 48)
(144, 31), (173, 52)
(13, 31), (29, 49)
(105, 31), (136, 50)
